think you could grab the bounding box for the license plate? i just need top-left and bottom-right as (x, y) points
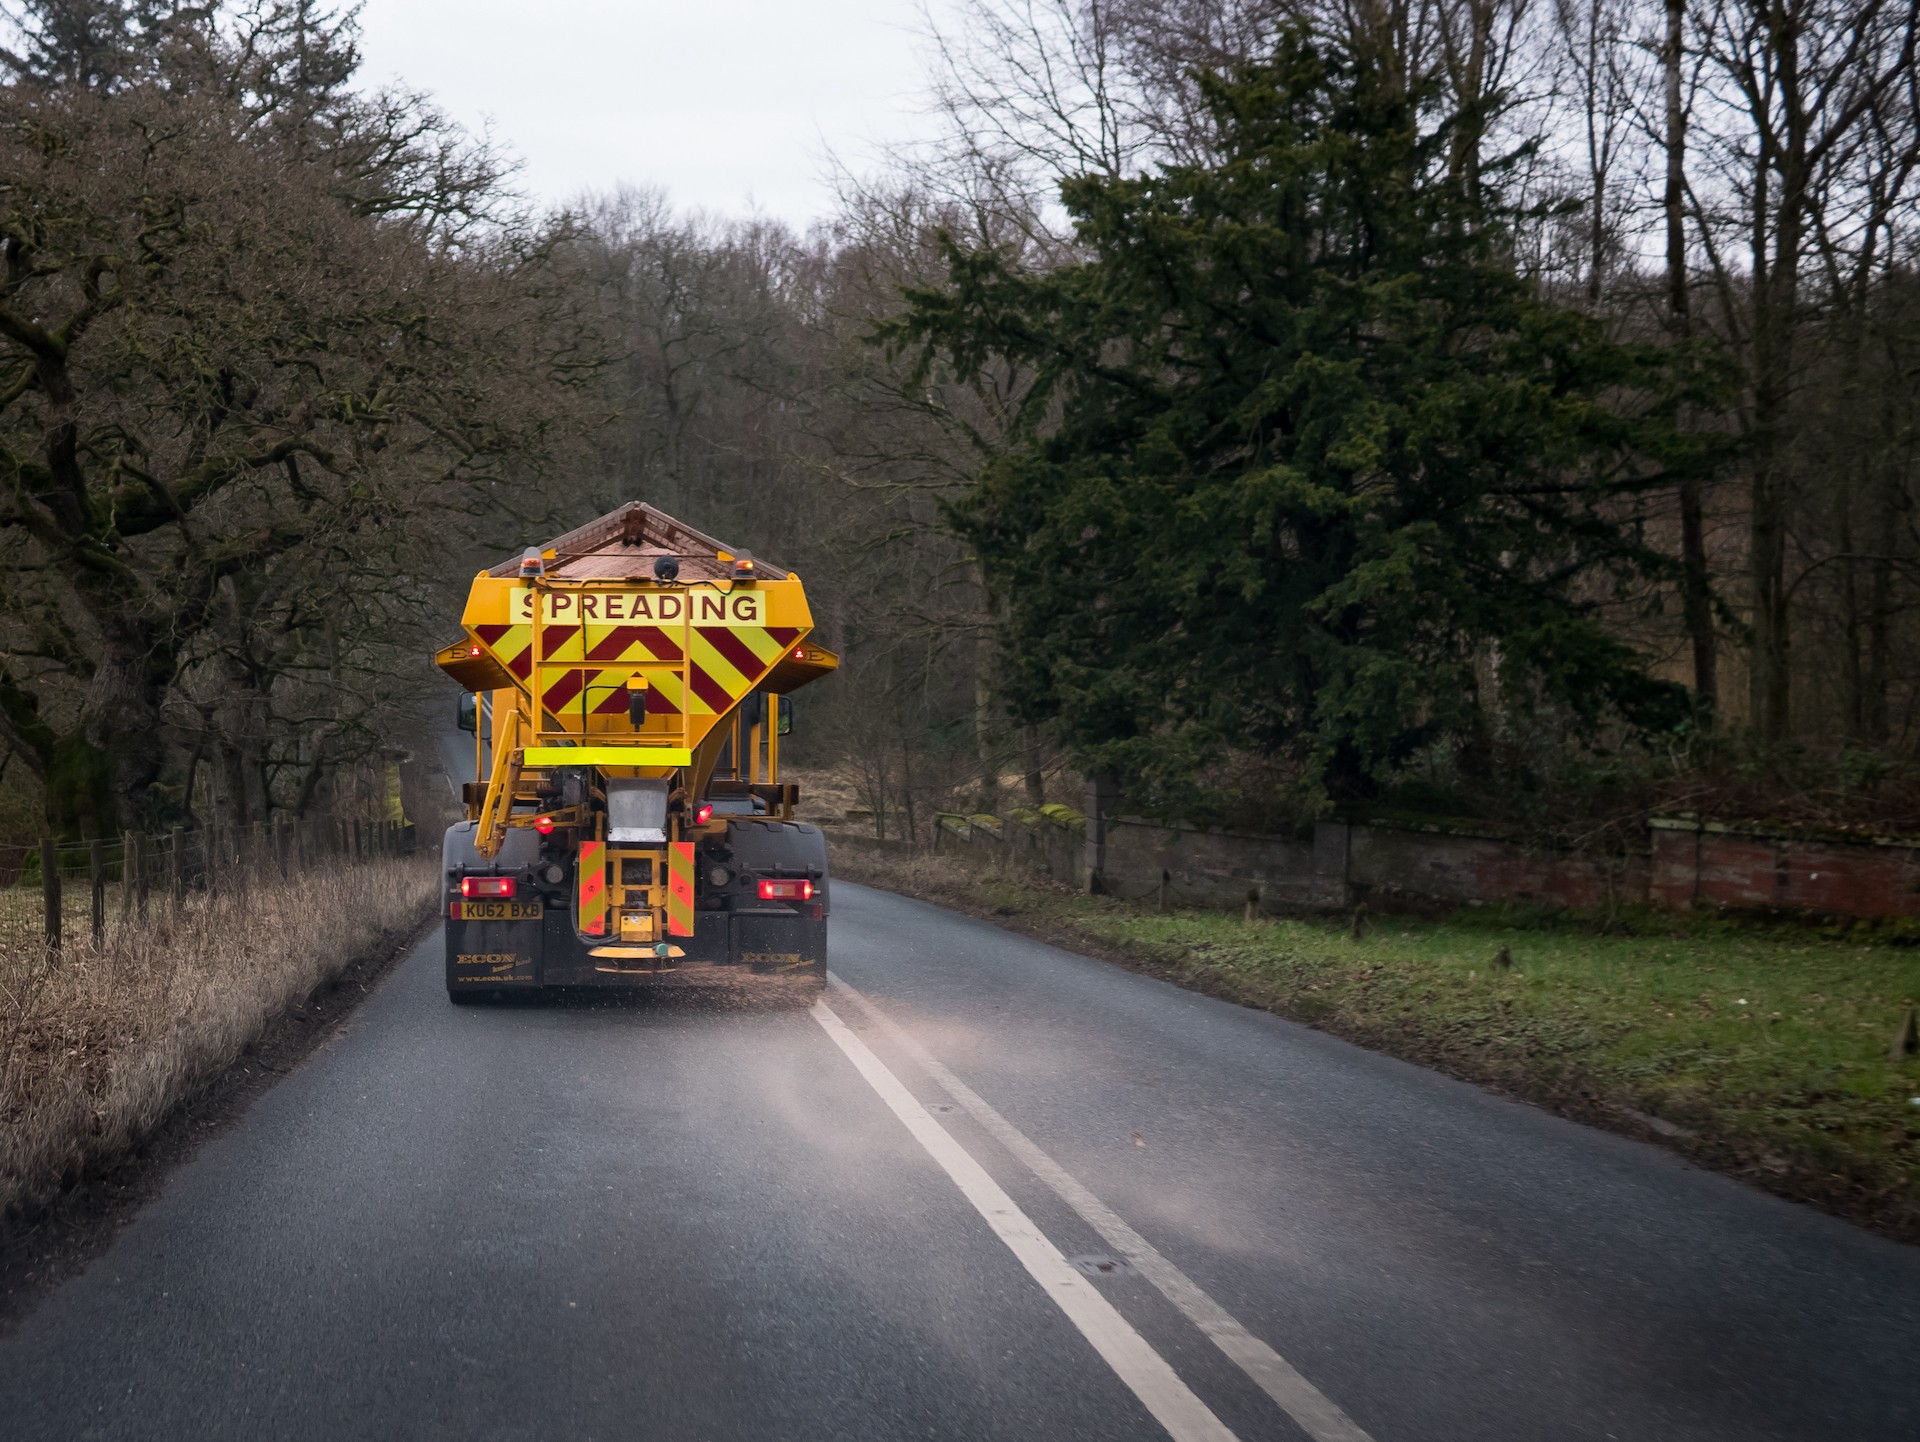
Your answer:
(453, 900), (544, 921)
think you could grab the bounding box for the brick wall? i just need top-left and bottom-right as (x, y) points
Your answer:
(1651, 820), (1920, 919)
(847, 805), (1920, 924)
(1102, 819), (1318, 909)
(1346, 822), (1647, 913)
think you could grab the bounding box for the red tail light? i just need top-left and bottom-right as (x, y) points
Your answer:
(534, 815), (555, 835)
(694, 803), (714, 825)
(460, 876), (517, 898)
(757, 879), (813, 901)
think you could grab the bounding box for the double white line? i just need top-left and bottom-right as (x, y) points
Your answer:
(813, 974), (1374, 1442)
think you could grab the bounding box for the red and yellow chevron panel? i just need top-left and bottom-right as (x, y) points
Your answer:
(577, 839), (608, 936)
(666, 843), (695, 937)
(686, 625), (800, 714)
(463, 582), (810, 749)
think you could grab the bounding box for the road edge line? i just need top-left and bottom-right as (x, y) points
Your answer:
(826, 973), (1375, 1442)
(808, 999), (1240, 1442)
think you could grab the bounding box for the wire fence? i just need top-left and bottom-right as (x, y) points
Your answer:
(1, 817), (419, 952)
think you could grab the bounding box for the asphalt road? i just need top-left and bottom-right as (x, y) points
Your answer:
(3, 884), (1918, 1441)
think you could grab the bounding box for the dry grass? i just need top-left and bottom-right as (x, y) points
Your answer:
(0, 855), (437, 1223)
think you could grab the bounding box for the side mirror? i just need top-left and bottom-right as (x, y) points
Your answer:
(776, 696), (794, 737)
(456, 694), (477, 734)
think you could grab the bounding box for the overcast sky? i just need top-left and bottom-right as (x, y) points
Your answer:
(355, 0), (940, 225)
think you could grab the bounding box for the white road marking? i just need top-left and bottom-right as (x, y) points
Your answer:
(828, 973), (1376, 1442)
(809, 999), (1241, 1442)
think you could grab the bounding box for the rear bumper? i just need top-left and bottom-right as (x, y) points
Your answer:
(445, 907), (825, 990)
(538, 957), (823, 990)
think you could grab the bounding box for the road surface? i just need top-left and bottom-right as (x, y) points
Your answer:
(2, 884), (1916, 1440)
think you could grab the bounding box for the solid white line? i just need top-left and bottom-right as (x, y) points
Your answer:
(827, 974), (1376, 1442)
(809, 999), (1240, 1442)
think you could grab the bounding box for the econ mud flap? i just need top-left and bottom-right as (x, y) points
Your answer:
(446, 916), (542, 989)
(731, 911), (826, 975)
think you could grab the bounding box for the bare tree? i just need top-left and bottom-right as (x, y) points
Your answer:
(1684, 0), (1920, 741)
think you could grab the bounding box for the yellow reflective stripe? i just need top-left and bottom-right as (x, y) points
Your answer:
(524, 746), (692, 766)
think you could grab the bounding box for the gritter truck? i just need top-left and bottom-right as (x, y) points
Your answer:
(433, 503), (838, 1003)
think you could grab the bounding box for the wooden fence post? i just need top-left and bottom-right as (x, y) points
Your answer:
(170, 826), (185, 912)
(40, 835), (61, 952)
(120, 830), (137, 927)
(135, 830), (149, 918)
(90, 839), (105, 945)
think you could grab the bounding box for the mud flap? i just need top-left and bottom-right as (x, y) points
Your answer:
(446, 916), (542, 988)
(732, 910), (827, 975)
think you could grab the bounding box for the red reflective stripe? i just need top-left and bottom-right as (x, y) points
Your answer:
(699, 626), (765, 680)
(687, 664), (732, 713)
(475, 623), (511, 644)
(508, 648), (532, 679)
(588, 684), (682, 716)
(542, 669), (587, 711)
(586, 625), (683, 663)
(667, 842), (695, 937)
(578, 840), (608, 936)
(632, 627), (683, 661)
(585, 626), (641, 662)
(766, 627), (801, 647)
(543, 623), (580, 651)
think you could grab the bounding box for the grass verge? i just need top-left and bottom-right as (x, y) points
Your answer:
(0, 855), (438, 1225)
(834, 844), (1920, 1241)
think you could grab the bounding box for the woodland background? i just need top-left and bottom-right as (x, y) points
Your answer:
(2, 0), (1918, 847)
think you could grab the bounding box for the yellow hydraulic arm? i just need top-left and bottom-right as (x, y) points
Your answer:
(474, 707), (525, 860)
